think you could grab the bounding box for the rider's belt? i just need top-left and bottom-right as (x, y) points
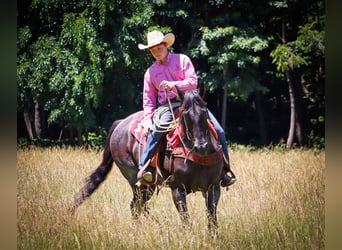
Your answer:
(157, 98), (181, 109)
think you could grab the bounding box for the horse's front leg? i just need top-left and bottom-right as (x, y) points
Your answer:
(171, 186), (191, 228)
(205, 184), (221, 231)
(130, 184), (155, 219)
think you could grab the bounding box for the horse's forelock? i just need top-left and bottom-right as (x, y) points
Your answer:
(181, 89), (207, 110)
(193, 91), (207, 111)
(178, 90), (207, 127)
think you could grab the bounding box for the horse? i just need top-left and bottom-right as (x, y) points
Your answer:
(72, 88), (226, 230)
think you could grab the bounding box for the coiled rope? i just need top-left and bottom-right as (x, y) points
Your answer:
(151, 88), (179, 133)
(152, 106), (179, 132)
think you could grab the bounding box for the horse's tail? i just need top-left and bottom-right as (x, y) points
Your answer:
(71, 119), (122, 213)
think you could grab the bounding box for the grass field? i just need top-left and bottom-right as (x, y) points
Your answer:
(17, 147), (324, 249)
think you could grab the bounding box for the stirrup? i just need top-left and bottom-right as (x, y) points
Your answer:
(223, 155), (236, 178)
(136, 159), (156, 186)
(221, 174), (236, 187)
(142, 171), (153, 183)
(137, 159), (152, 180)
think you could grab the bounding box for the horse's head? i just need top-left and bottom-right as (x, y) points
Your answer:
(177, 88), (209, 154)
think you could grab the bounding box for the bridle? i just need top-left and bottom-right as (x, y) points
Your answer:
(181, 108), (209, 148)
(159, 87), (210, 151)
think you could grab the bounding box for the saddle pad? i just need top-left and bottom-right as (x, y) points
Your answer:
(129, 114), (147, 144)
(207, 119), (218, 141)
(129, 115), (180, 147)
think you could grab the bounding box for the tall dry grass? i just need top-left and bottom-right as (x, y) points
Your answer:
(17, 147), (324, 249)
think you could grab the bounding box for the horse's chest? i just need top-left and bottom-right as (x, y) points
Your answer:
(169, 162), (221, 189)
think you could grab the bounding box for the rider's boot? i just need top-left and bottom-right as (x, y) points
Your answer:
(137, 159), (154, 183)
(220, 158), (236, 187)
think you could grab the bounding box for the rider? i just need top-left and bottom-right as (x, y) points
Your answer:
(137, 30), (236, 187)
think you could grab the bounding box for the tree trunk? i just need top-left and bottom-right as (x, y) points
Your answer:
(77, 128), (83, 146)
(23, 110), (34, 140)
(281, 18), (298, 148)
(34, 98), (42, 137)
(286, 71), (296, 148)
(294, 73), (303, 145)
(295, 115), (303, 145)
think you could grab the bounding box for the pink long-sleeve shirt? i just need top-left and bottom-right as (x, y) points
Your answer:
(142, 52), (198, 126)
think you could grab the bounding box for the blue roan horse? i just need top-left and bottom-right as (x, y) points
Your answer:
(72, 88), (227, 230)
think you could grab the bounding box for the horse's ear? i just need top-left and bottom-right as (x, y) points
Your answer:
(175, 86), (185, 101)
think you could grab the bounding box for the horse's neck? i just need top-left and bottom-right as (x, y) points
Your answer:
(178, 123), (220, 154)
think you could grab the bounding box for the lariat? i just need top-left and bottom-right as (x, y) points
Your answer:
(151, 87), (179, 133)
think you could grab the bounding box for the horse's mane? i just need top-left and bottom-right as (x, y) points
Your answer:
(179, 89), (207, 114)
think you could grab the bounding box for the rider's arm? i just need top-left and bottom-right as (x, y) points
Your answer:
(142, 70), (157, 130)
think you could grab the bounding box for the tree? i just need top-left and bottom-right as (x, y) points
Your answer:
(47, 12), (105, 144)
(270, 0), (325, 147)
(17, 0), (156, 144)
(17, 0), (325, 148)
(17, 27), (55, 139)
(191, 25), (268, 137)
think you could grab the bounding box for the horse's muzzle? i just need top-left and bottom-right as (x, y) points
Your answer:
(194, 141), (208, 155)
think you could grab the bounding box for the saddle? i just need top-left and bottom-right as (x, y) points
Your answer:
(129, 114), (178, 169)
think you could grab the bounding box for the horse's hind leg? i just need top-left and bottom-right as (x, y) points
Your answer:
(204, 184), (221, 232)
(172, 186), (191, 228)
(130, 185), (156, 219)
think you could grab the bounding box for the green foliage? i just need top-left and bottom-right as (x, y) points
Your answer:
(83, 127), (107, 150)
(270, 43), (308, 73)
(17, 0), (325, 148)
(17, 137), (76, 148)
(17, 26), (33, 109)
(44, 11), (105, 130)
(17, 127), (108, 150)
(296, 21), (325, 56)
(192, 25), (269, 101)
(270, 20), (324, 74)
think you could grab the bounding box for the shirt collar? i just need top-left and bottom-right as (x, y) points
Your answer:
(156, 52), (171, 65)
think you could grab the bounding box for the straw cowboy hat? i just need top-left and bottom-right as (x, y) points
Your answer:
(138, 30), (175, 50)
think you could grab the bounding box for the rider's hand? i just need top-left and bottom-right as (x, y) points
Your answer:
(160, 80), (174, 91)
(143, 124), (150, 136)
(142, 119), (152, 136)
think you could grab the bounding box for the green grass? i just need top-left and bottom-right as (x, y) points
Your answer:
(17, 147), (324, 249)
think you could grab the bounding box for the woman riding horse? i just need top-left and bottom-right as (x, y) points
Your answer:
(137, 30), (236, 187)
